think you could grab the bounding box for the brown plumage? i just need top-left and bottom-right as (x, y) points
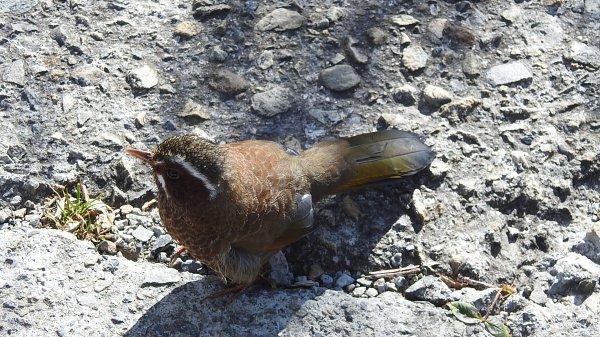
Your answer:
(126, 129), (434, 286)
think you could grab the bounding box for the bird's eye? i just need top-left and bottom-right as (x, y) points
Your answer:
(166, 168), (180, 179)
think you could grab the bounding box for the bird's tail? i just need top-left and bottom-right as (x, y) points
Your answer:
(303, 129), (434, 198)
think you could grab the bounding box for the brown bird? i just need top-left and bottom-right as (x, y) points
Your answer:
(126, 129), (434, 294)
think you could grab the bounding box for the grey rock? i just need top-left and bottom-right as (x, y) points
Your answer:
(422, 84), (453, 107)
(208, 69), (250, 95)
(0, 0), (39, 15)
(142, 268), (181, 286)
(308, 108), (348, 126)
(462, 52), (481, 77)
(326, 7), (345, 22)
(181, 259), (203, 273)
(98, 240), (118, 255)
(367, 27), (387, 45)
(151, 234), (172, 253)
(356, 277), (372, 287)
(548, 252), (600, 296)
(501, 6), (523, 23)
(352, 286), (367, 297)
(93, 133), (123, 149)
(344, 36), (368, 64)
(335, 273), (355, 288)
(256, 50), (274, 69)
(391, 14), (419, 27)
(255, 8), (304, 32)
(402, 45), (428, 71)
(564, 41), (600, 68)
(485, 61), (533, 86)
(268, 251), (293, 286)
(132, 225), (154, 242)
(193, 4), (231, 18)
(251, 86), (295, 117)
(126, 213), (147, 227)
(127, 65), (159, 90)
(174, 21), (203, 38)
(405, 275), (453, 305)
(2, 59), (26, 86)
(209, 45), (228, 63)
(178, 99), (211, 121)
(71, 65), (105, 86)
(320, 274), (334, 286)
(0, 208), (11, 223)
(319, 65), (361, 91)
(365, 288), (379, 297)
(393, 84), (418, 106)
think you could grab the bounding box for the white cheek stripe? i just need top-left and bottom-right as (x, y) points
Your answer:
(156, 174), (170, 199)
(171, 156), (218, 200)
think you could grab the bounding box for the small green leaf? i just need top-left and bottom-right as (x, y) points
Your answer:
(485, 318), (511, 337)
(447, 301), (483, 324)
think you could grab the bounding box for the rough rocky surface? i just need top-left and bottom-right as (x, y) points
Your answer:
(1, 1), (600, 336)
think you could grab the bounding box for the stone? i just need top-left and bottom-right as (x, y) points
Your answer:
(178, 99), (211, 121)
(209, 45), (228, 63)
(326, 7), (345, 22)
(320, 274), (334, 286)
(422, 84), (453, 107)
(2, 59), (26, 86)
(0, 208), (11, 223)
(402, 45), (428, 71)
(131, 225), (154, 242)
(143, 268), (180, 286)
(193, 4), (231, 18)
(462, 52), (480, 77)
(344, 36), (368, 64)
(393, 84), (418, 106)
(405, 275), (453, 305)
(367, 27), (387, 45)
(151, 234), (172, 253)
(174, 21), (202, 37)
(485, 61), (533, 86)
(365, 288), (379, 297)
(335, 273), (355, 288)
(256, 50), (274, 69)
(98, 240), (118, 255)
(501, 6), (522, 23)
(308, 108), (348, 126)
(251, 86), (295, 117)
(255, 8), (304, 32)
(127, 65), (159, 90)
(564, 41), (600, 68)
(548, 252), (600, 296)
(352, 286), (367, 297)
(71, 65), (105, 86)
(319, 65), (361, 91)
(268, 251), (293, 286)
(391, 15), (419, 27)
(94, 133), (123, 149)
(208, 70), (250, 95)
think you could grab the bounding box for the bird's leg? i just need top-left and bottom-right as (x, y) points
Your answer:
(169, 245), (188, 267)
(203, 283), (252, 302)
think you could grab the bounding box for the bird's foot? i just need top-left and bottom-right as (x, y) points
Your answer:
(203, 283), (251, 303)
(169, 245), (188, 267)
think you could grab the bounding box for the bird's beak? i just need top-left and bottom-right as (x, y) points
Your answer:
(125, 148), (153, 165)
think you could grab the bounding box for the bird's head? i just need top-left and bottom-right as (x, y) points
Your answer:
(126, 135), (225, 202)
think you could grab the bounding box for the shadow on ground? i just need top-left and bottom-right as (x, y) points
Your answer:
(124, 279), (323, 337)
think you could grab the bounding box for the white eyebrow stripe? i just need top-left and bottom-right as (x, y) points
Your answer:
(170, 156), (218, 200)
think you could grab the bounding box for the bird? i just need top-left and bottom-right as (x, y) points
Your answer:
(126, 129), (434, 295)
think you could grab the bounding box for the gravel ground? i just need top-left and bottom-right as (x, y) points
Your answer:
(1, 0), (599, 336)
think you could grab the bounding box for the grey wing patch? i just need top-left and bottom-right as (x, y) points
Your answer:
(292, 193), (314, 230)
(283, 145), (300, 157)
